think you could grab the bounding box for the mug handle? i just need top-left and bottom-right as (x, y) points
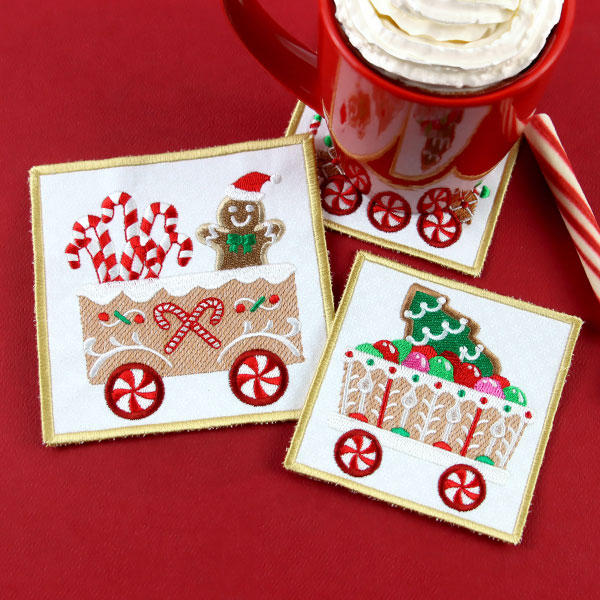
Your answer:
(222, 0), (321, 111)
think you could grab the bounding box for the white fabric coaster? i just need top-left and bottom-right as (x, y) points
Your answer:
(32, 135), (333, 445)
(286, 252), (580, 543)
(287, 102), (518, 276)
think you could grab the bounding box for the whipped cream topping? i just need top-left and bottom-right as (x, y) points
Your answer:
(334, 0), (564, 90)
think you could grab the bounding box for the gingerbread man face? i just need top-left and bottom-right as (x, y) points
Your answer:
(217, 197), (264, 234)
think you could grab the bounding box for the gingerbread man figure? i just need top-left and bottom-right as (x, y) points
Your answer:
(197, 172), (285, 271)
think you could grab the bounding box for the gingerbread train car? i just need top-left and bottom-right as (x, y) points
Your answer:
(330, 285), (531, 513)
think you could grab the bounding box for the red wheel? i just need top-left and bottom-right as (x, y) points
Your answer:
(367, 192), (411, 232)
(417, 187), (452, 214)
(334, 429), (382, 477)
(320, 175), (362, 216)
(417, 210), (462, 247)
(438, 464), (486, 511)
(105, 363), (164, 420)
(343, 158), (371, 194)
(229, 350), (289, 406)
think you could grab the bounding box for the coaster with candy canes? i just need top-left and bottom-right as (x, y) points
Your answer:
(285, 252), (580, 543)
(31, 135), (333, 445)
(287, 102), (519, 277)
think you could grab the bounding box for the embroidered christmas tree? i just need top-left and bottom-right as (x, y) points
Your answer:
(401, 284), (499, 377)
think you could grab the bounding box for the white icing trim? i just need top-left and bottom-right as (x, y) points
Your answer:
(78, 263), (296, 304)
(407, 318), (468, 345)
(404, 296), (446, 319)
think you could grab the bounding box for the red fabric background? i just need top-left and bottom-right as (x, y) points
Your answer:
(1, 1), (598, 597)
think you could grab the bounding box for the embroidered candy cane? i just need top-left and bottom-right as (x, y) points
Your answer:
(100, 192), (146, 280)
(69, 215), (119, 283)
(153, 298), (224, 354)
(65, 242), (82, 270)
(140, 202), (178, 244)
(145, 232), (193, 278)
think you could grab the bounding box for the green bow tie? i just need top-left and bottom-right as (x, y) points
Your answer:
(227, 233), (256, 254)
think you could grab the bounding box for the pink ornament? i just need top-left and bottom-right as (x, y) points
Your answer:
(402, 351), (429, 372)
(474, 377), (505, 399)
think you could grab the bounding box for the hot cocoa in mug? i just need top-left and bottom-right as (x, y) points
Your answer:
(223, 0), (574, 188)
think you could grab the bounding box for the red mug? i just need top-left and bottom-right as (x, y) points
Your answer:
(222, 0), (575, 189)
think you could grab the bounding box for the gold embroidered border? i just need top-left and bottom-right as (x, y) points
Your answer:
(286, 100), (519, 277)
(285, 251), (582, 544)
(31, 134), (334, 446)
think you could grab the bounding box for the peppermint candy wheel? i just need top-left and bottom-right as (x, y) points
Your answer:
(367, 192), (411, 233)
(417, 187), (452, 214)
(438, 464), (486, 512)
(320, 175), (362, 216)
(229, 350), (289, 406)
(417, 210), (462, 247)
(342, 158), (371, 194)
(105, 363), (164, 420)
(334, 429), (382, 477)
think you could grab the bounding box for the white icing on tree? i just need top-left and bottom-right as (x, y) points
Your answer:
(407, 318), (468, 345)
(403, 296), (446, 320)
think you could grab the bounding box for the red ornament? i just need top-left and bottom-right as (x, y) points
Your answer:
(98, 312), (109, 321)
(373, 339), (399, 363)
(133, 314), (145, 324)
(269, 294), (280, 304)
(441, 350), (461, 369)
(419, 345), (437, 360)
(492, 374), (511, 389)
(454, 363), (482, 388)
(235, 304), (246, 313)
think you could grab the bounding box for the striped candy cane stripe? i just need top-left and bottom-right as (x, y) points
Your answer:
(144, 231), (193, 278)
(525, 114), (600, 301)
(140, 202), (178, 244)
(71, 215), (119, 283)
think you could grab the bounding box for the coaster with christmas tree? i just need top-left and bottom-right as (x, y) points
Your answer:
(287, 102), (518, 276)
(285, 252), (581, 543)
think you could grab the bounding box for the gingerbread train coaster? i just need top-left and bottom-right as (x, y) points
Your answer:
(285, 252), (581, 543)
(287, 102), (519, 277)
(31, 135), (333, 445)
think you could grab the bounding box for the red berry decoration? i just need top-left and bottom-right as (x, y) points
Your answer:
(133, 314), (145, 324)
(525, 411), (532, 419)
(419, 345), (437, 360)
(491, 374), (511, 389)
(441, 350), (461, 369)
(454, 362), (482, 388)
(269, 294), (280, 304)
(235, 304), (246, 313)
(345, 350), (354, 358)
(434, 381), (442, 389)
(373, 340), (399, 363)
(98, 312), (109, 321)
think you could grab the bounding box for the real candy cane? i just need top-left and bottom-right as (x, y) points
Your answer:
(525, 114), (600, 303)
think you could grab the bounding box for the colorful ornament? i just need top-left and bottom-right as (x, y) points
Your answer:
(504, 386), (527, 406)
(373, 340), (399, 363)
(428, 356), (454, 381)
(391, 338), (412, 362)
(474, 377), (505, 399)
(453, 362), (482, 388)
(402, 351), (429, 372)
(355, 343), (383, 358)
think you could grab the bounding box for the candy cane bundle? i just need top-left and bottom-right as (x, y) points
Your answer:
(65, 194), (193, 283)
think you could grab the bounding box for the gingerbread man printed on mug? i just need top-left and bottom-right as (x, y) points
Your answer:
(197, 172), (285, 271)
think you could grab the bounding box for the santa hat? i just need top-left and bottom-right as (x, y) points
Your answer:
(224, 171), (282, 202)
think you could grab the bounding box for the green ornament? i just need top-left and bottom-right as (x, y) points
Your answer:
(391, 427), (410, 437)
(314, 114), (322, 122)
(480, 185), (491, 198)
(428, 356), (454, 381)
(355, 343), (383, 358)
(324, 135), (333, 148)
(504, 386), (527, 406)
(391, 339), (412, 362)
(476, 456), (495, 465)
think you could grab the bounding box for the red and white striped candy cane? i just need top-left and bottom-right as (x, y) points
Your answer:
(64, 242), (82, 270)
(525, 113), (600, 303)
(70, 215), (119, 283)
(153, 298), (224, 354)
(145, 231), (193, 278)
(140, 202), (178, 244)
(100, 192), (146, 280)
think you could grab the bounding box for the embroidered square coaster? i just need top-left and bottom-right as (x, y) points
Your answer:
(31, 135), (333, 445)
(285, 251), (581, 543)
(287, 102), (518, 276)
